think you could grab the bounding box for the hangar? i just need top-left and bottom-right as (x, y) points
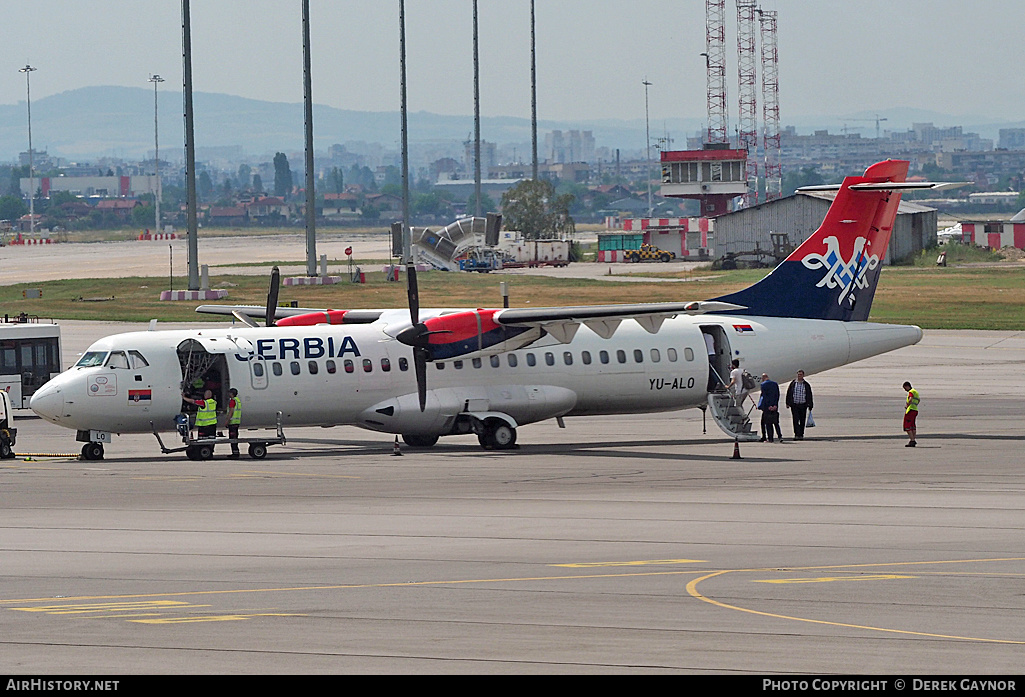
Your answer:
(714, 191), (937, 265)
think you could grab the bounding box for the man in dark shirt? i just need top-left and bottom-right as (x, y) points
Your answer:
(757, 373), (782, 442)
(785, 370), (814, 440)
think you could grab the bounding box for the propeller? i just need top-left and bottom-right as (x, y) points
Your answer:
(396, 263), (430, 412)
(265, 266), (280, 327)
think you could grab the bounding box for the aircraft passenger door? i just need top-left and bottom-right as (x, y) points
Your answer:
(231, 337), (268, 390)
(699, 325), (733, 392)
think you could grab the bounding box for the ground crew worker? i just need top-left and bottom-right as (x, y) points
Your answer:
(226, 388), (242, 459)
(903, 381), (919, 447)
(182, 389), (218, 443)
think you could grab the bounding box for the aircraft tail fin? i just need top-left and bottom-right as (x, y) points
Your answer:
(713, 160), (910, 321)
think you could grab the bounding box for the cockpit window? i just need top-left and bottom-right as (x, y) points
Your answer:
(105, 351), (130, 369)
(128, 350), (150, 369)
(76, 351), (108, 367)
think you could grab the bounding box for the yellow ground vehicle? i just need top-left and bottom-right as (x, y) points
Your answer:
(625, 243), (676, 263)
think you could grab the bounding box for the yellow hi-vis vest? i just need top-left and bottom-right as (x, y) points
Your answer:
(195, 398), (218, 427)
(228, 398), (241, 425)
(905, 389), (920, 414)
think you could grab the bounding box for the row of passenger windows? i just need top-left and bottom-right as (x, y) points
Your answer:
(252, 356), (410, 378)
(249, 347), (696, 377)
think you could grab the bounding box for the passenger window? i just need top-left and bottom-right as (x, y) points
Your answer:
(128, 350), (149, 368)
(381, 358), (391, 372)
(634, 349), (644, 363)
(545, 352), (555, 366)
(362, 358), (373, 373)
(507, 354), (518, 367)
(563, 351), (573, 366)
(582, 351), (591, 365)
(253, 362), (265, 377)
(308, 361), (319, 375)
(683, 348), (694, 361)
(472, 358), (482, 369)
(526, 353), (536, 367)
(600, 350), (609, 365)
(436, 362), (445, 370)
(106, 351), (129, 369)
(399, 357), (409, 371)
(454, 360), (464, 369)
(290, 361), (301, 375)
(272, 362), (283, 376)
(490, 355), (500, 368)
(344, 359), (354, 374)
(668, 348), (679, 362)
(617, 350), (626, 364)
(326, 360), (337, 374)
(651, 349), (661, 363)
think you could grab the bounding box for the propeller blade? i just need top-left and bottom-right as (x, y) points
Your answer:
(265, 266), (280, 327)
(414, 347), (429, 412)
(406, 263), (419, 326)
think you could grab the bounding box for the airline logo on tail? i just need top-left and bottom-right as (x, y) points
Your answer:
(800, 235), (880, 307)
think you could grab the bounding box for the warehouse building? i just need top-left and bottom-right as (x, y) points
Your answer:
(714, 191), (937, 265)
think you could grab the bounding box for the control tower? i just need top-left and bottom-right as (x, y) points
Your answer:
(659, 144), (748, 217)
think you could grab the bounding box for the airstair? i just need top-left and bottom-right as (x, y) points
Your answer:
(707, 391), (760, 441)
(412, 217), (487, 271)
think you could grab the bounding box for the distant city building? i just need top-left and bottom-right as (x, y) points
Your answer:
(545, 130), (595, 163)
(998, 128), (1025, 150)
(21, 175), (158, 199)
(464, 139), (497, 174)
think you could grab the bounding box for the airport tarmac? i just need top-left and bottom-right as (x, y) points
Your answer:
(1, 325), (1023, 674)
(0, 232), (708, 285)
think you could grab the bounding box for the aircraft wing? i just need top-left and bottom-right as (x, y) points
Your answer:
(490, 301), (743, 341)
(195, 304), (384, 324)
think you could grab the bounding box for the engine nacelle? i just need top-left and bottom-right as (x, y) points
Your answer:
(359, 384), (577, 436)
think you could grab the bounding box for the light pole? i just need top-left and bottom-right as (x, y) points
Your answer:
(530, 0), (538, 181)
(472, 0), (482, 218)
(643, 78), (653, 217)
(19, 65), (37, 236)
(148, 74), (164, 235)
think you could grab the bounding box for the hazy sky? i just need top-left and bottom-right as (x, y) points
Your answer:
(2, 1), (1023, 125)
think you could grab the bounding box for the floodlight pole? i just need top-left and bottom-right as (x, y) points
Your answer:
(399, 0), (410, 262)
(302, 0), (318, 276)
(473, 0), (482, 217)
(643, 79), (653, 217)
(182, 0), (200, 290)
(19, 65), (37, 236)
(149, 74), (165, 235)
(530, 0), (538, 180)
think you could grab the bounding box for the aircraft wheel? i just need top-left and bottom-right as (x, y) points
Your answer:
(248, 443), (268, 459)
(481, 420), (517, 450)
(197, 444), (215, 461)
(402, 434), (439, 448)
(81, 442), (104, 461)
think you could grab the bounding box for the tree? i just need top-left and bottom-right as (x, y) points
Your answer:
(252, 174), (264, 193)
(273, 152), (292, 197)
(499, 179), (575, 240)
(237, 164), (252, 189)
(0, 195), (27, 222)
(781, 166), (825, 197)
(330, 167), (344, 194)
(465, 191), (496, 216)
(198, 171), (214, 200)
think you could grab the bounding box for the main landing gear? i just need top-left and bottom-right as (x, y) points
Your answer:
(477, 419), (517, 450)
(400, 419), (518, 451)
(81, 442), (104, 460)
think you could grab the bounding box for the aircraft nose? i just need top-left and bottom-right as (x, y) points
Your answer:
(30, 383), (64, 423)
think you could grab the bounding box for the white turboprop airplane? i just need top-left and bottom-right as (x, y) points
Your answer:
(32, 160), (938, 460)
